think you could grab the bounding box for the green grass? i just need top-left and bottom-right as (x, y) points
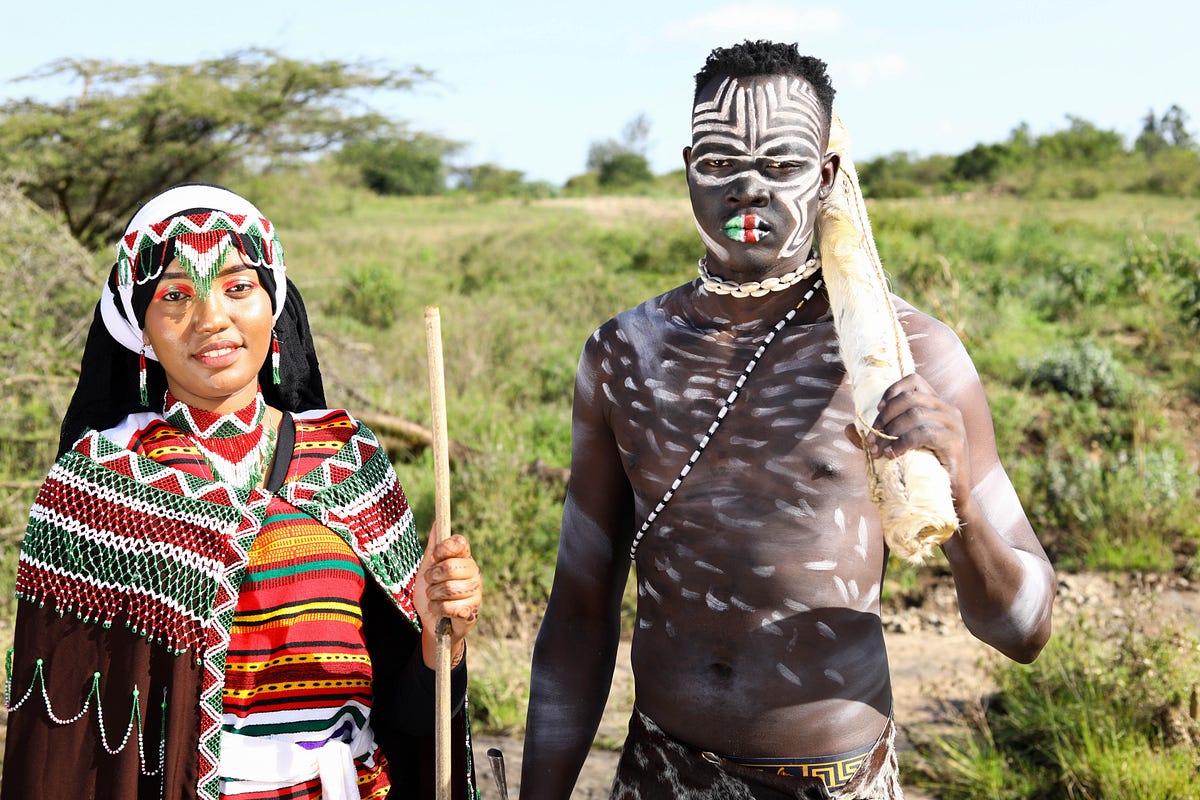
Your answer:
(909, 602), (1200, 799)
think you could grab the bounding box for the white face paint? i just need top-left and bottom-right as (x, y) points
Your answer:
(688, 75), (827, 277)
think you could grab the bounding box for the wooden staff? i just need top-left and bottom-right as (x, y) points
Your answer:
(424, 306), (454, 800)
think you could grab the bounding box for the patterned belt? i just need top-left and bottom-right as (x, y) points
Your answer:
(700, 736), (875, 790)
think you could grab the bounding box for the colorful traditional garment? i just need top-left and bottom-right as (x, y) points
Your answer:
(2, 407), (477, 800)
(609, 709), (902, 800)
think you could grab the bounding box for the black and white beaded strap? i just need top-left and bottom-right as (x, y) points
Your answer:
(628, 278), (824, 560)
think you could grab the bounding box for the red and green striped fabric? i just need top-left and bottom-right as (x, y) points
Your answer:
(219, 503), (391, 799)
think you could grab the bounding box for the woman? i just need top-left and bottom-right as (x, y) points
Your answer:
(1, 184), (481, 800)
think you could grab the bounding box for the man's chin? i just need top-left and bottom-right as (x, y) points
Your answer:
(710, 250), (782, 279)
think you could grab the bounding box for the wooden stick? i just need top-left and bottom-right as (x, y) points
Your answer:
(424, 306), (454, 800)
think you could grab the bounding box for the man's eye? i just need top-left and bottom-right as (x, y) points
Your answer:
(702, 158), (731, 169)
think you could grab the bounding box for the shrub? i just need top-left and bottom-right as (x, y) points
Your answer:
(1016, 443), (1200, 571)
(598, 152), (654, 189)
(1032, 260), (1116, 320)
(1022, 341), (1130, 406)
(337, 132), (459, 196)
(1121, 234), (1171, 300)
(323, 262), (403, 329)
(1178, 271), (1200, 330)
(1136, 148), (1200, 196)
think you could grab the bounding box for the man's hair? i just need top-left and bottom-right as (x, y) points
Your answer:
(693, 40), (835, 121)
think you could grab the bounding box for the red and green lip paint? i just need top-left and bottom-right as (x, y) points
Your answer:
(723, 214), (769, 242)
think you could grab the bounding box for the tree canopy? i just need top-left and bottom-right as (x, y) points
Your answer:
(585, 113), (654, 189)
(0, 49), (428, 247)
(337, 129), (464, 196)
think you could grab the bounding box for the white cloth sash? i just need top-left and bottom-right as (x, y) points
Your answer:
(219, 723), (377, 800)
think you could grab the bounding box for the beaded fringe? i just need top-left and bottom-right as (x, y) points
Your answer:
(5, 648), (168, 780)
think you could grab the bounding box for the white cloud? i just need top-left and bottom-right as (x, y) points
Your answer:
(836, 53), (909, 87)
(662, 4), (845, 44)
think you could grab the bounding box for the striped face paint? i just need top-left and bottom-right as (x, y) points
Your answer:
(688, 75), (827, 273)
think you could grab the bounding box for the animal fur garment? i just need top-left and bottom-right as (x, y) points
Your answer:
(818, 114), (958, 563)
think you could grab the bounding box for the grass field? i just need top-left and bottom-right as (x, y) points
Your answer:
(2, 178), (1199, 795)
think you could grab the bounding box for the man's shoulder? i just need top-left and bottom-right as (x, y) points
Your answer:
(891, 295), (982, 389)
(588, 282), (693, 344)
(893, 295), (965, 347)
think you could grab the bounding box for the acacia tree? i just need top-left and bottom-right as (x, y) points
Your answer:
(0, 49), (429, 247)
(586, 113), (654, 188)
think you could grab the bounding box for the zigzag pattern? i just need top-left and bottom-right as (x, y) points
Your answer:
(284, 423), (422, 626)
(16, 452), (248, 654)
(195, 490), (267, 800)
(79, 433), (244, 506)
(116, 211), (280, 287)
(15, 417), (425, 799)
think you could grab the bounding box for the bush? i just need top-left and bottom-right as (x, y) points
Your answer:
(1032, 260), (1115, 320)
(598, 152), (654, 189)
(1178, 272), (1200, 330)
(1136, 148), (1200, 196)
(338, 133), (459, 196)
(1016, 443), (1200, 571)
(323, 262), (403, 329)
(910, 607), (1200, 799)
(1022, 341), (1131, 406)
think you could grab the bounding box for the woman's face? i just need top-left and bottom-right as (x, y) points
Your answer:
(143, 247), (273, 414)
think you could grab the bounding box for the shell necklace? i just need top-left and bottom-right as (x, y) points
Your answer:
(698, 251), (821, 298)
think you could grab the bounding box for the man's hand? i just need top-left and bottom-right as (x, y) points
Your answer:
(844, 373), (972, 512)
(865, 373), (973, 515)
(413, 529), (482, 667)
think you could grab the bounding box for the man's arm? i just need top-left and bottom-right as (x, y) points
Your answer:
(520, 335), (635, 799)
(869, 317), (1054, 663)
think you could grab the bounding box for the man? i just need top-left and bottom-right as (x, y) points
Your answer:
(521, 41), (1054, 800)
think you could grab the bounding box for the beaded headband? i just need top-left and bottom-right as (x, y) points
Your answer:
(100, 185), (288, 360)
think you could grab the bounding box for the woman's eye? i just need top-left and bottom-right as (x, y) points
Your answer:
(161, 289), (190, 302)
(225, 280), (256, 295)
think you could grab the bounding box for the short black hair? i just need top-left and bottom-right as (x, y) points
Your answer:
(694, 40), (835, 121)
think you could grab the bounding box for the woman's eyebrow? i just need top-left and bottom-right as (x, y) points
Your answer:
(217, 263), (255, 277)
(160, 262), (254, 281)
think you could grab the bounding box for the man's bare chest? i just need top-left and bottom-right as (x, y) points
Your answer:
(604, 320), (857, 496)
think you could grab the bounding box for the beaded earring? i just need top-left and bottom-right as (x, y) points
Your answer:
(139, 346), (149, 406)
(271, 330), (281, 385)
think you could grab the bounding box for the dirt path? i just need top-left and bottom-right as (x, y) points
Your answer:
(473, 572), (1199, 799)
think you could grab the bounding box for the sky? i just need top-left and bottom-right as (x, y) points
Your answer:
(2, 0), (1197, 185)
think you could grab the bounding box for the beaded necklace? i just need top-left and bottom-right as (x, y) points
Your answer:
(163, 391), (278, 490)
(629, 277), (824, 559)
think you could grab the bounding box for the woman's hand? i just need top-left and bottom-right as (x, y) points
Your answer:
(412, 529), (482, 669)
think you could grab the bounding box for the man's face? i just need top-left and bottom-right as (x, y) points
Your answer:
(685, 74), (832, 279)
